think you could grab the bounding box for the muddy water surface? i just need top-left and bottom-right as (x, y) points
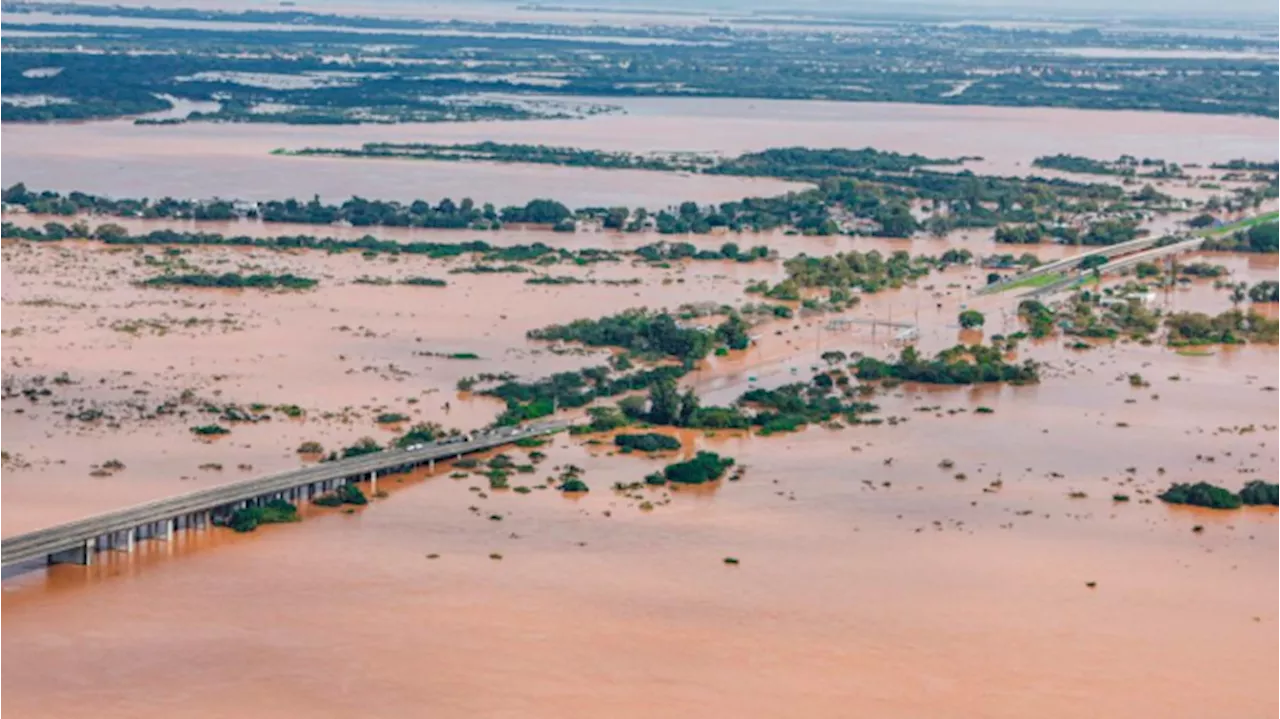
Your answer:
(3, 98), (1275, 205)
(2, 189), (1277, 715)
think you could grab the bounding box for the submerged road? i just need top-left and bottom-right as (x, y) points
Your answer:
(1, 420), (572, 569)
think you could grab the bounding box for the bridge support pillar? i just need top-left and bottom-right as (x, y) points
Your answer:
(370, 471), (377, 494)
(159, 519), (174, 541)
(50, 538), (95, 566)
(428, 458), (435, 473)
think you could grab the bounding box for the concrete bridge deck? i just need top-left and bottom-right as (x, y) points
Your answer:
(1, 420), (571, 568)
(1022, 235), (1207, 300)
(977, 235), (1166, 296)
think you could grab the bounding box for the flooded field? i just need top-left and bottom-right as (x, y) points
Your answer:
(3, 216), (1278, 717)
(2, 98), (1275, 205)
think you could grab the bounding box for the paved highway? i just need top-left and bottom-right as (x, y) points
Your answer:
(1, 420), (572, 568)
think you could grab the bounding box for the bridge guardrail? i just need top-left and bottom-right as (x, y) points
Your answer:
(2, 420), (571, 566)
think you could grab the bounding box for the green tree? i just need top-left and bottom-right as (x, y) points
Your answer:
(677, 389), (700, 427)
(1079, 255), (1109, 271)
(715, 312), (751, 351)
(647, 378), (682, 425)
(958, 309), (986, 329)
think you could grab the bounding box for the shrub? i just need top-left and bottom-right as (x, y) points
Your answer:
(1238, 480), (1279, 506)
(190, 424), (230, 436)
(312, 493), (343, 507)
(297, 441), (324, 454)
(226, 499), (299, 532)
(315, 484), (368, 507)
(614, 433), (682, 452)
(559, 478), (590, 492)
(1157, 482), (1242, 509)
(340, 437), (383, 458)
(663, 451), (735, 485)
(958, 309), (985, 329)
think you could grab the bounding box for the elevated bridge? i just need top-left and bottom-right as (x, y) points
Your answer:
(1, 420), (570, 569)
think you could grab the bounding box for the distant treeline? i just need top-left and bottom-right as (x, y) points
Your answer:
(281, 143), (969, 180)
(0, 222), (775, 265)
(1032, 153), (1184, 178)
(141, 272), (318, 290)
(3, 162), (1144, 239)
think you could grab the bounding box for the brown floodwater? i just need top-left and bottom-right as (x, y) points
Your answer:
(1, 210), (1101, 261)
(3, 219), (1277, 718)
(3, 97), (1274, 205)
(3, 94), (1278, 715)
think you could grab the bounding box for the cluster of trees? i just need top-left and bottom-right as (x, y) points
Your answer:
(774, 249), (937, 296)
(1159, 482), (1242, 509)
(480, 364), (691, 426)
(614, 433), (682, 452)
(633, 241), (770, 263)
(854, 345), (1039, 385)
(737, 381), (878, 434)
(1080, 218), (1142, 246)
(1167, 308), (1244, 345)
(991, 223), (1114, 246)
(288, 141), (704, 172)
(3, 183), (234, 219)
(313, 484), (369, 507)
(1054, 293), (1159, 340)
(630, 377), (705, 427)
(527, 308), (750, 364)
(1, 222), (748, 268)
(597, 169), (1127, 238)
(1164, 309), (1279, 345)
(281, 143), (967, 182)
(140, 272), (318, 290)
(958, 310), (985, 329)
(1031, 154), (1180, 178)
(625, 368), (880, 435)
(661, 452), (736, 485)
(1158, 480), (1279, 509)
(994, 224), (1050, 244)
(1177, 262), (1227, 278)
(1033, 154), (1125, 176)
(1200, 222), (1279, 253)
(981, 253), (1041, 270)
(1248, 280), (1279, 303)
(256, 195), (571, 229)
(223, 499), (299, 533)
(6, 161), (1149, 241)
(566, 361), (883, 439)
(1211, 160), (1280, 172)
(706, 146), (962, 179)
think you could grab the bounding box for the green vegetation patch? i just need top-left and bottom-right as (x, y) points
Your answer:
(141, 272), (318, 290)
(224, 499), (299, 532)
(663, 451), (735, 485)
(1158, 482), (1241, 510)
(614, 433), (682, 453)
